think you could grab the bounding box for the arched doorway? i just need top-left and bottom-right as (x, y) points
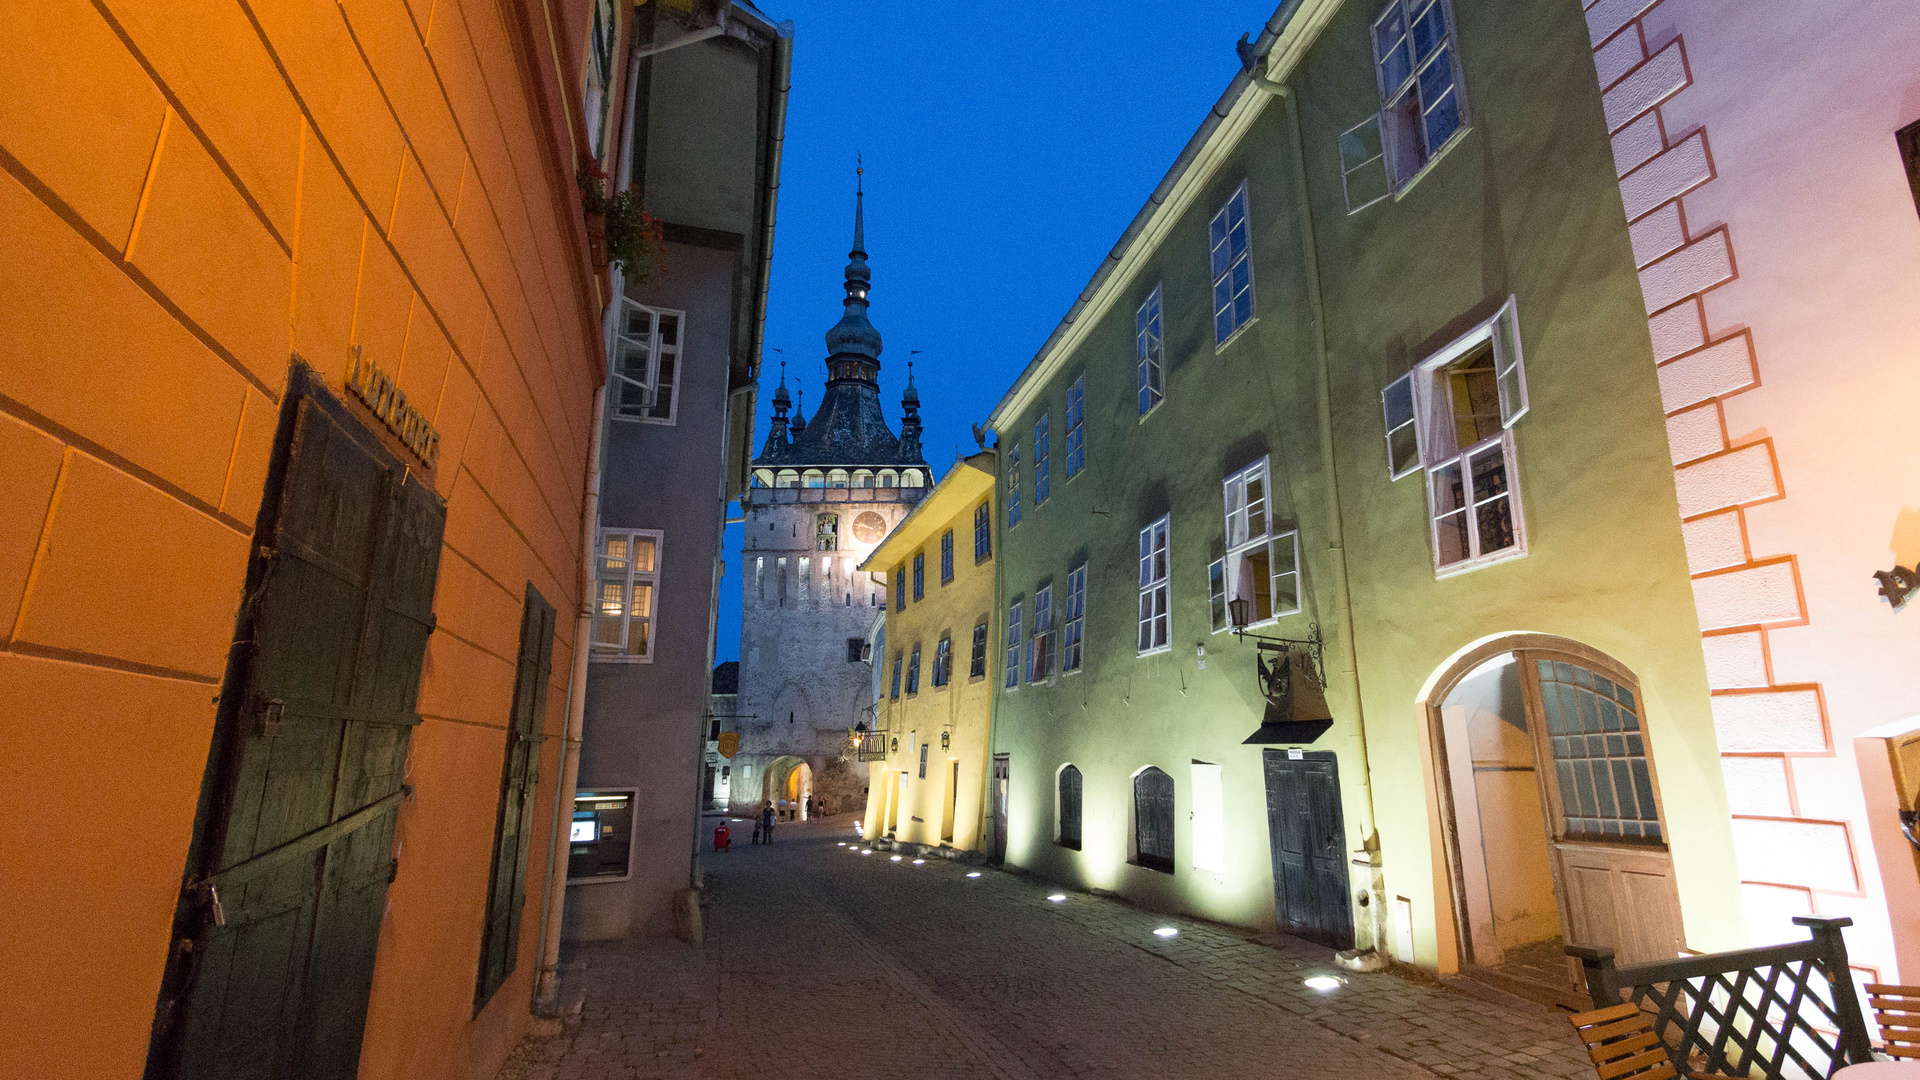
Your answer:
(1424, 635), (1683, 1008)
(786, 761), (814, 820)
(762, 755), (812, 821)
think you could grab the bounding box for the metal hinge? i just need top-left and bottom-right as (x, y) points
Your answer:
(255, 698), (287, 738)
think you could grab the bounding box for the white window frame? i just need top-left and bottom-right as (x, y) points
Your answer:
(1372, 0), (1469, 191)
(1207, 558), (1228, 633)
(1209, 184), (1255, 347)
(1339, 114), (1390, 213)
(970, 620), (989, 680)
(582, 0), (615, 158)
(1027, 585), (1053, 682)
(1136, 286), (1165, 416)
(1065, 375), (1086, 477)
(1033, 415), (1050, 505)
(1220, 457), (1301, 629)
(1063, 564), (1086, 673)
(933, 635), (952, 688)
(1005, 601), (1022, 690)
(1007, 442), (1022, 527)
(906, 644), (921, 695)
(592, 528), (662, 662)
(1398, 297), (1530, 576)
(890, 652), (902, 699)
(611, 300), (684, 424)
(1137, 516), (1171, 656)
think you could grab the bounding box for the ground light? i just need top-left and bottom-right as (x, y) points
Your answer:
(1303, 976), (1342, 992)
(966, 872), (981, 879)
(890, 854), (902, 862)
(1153, 927), (1179, 938)
(861, 849), (872, 855)
(912, 859), (925, 865)
(1047, 894), (1066, 903)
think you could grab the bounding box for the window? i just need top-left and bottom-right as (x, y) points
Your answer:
(1133, 767), (1175, 873)
(1058, 765), (1083, 850)
(1537, 660), (1660, 842)
(1033, 415), (1050, 504)
(1900, 119), (1920, 220)
(1005, 601), (1022, 689)
(1382, 372), (1420, 478)
(1221, 458), (1302, 625)
(611, 301), (682, 422)
(1063, 565), (1085, 673)
(1373, 0), (1466, 188)
(816, 512), (839, 551)
(1027, 585), (1053, 682)
(755, 556), (765, 602)
(970, 621), (988, 679)
(894, 564), (906, 611)
(918, 741), (929, 780)
(777, 556), (788, 606)
(1339, 114), (1389, 212)
(940, 530), (954, 584)
(1007, 443), (1022, 526)
(933, 636), (952, 688)
(479, 585), (557, 1007)
(846, 637), (866, 663)
(799, 556), (809, 597)
(581, 0), (615, 156)
(912, 552), (925, 601)
(1190, 762), (1226, 873)
(1136, 287), (1165, 415)
(890, 653), (902, 699)
(906, 644), (922, 695)
(1065, 376), (1086, 477)
(1389, 299), (1529, 573)
(1209, 185), (1254, 345)
(974, 502), (992, 562)
(1137, 516), (1170, 654)
(1207, 558), (1227, 633)
(593, 529), (661, 660)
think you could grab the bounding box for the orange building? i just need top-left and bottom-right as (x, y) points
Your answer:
(0, 0), (628, 1078)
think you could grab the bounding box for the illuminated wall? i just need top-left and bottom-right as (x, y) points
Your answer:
(1578, 0), (1920, 980)
(0, 0), (614, 1076)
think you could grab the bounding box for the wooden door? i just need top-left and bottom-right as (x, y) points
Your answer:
(1518, 654), (1683, 965)
(1133, 767), (1175, 872)
(991, 754), (1009, 862)
(147, 382), (445, 1080)
(1263, 751), (1354, 949)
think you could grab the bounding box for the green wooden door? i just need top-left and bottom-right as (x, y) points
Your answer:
(476, 584), (555, 1010)
(147, 378), (446, 1080)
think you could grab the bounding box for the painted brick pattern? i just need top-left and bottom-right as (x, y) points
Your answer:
(1700, 631), (1768, 689)
(1666, 404), (1725, 465)
(1710, 688), (1826, 753)
(1673, 441), (1779, 518)
(1629, 201), (1687, 267)
(1721, 756), (1793, 817)
(1603, 42), (1688, 132)
(1658, 335), (1758, 414)
(1730, 818), (1859, 893)
(1613, 112), (1666, 176)
(1692, 561), (1804, 631)
(1681, 511), (1746, 574)
(1640, 230), (1734, 313)
(1620, 134), (1713, 222)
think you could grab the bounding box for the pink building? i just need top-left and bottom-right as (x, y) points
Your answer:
(1580, 0), (1920, 980)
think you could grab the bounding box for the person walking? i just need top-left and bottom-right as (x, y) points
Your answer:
(761, 800), (775, 845)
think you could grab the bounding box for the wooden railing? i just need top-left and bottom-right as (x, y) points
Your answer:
(1568, 916), (1876, 1079)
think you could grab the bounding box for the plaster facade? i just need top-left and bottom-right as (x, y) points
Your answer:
(859, 453), (998, 852)
(1575, 0), (1920, 982)
(0, 0), (617, 1075)
(984, 0), (1739, 996)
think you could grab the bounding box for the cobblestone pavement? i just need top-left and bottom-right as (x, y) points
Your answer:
(499, 814), (1596, 1080)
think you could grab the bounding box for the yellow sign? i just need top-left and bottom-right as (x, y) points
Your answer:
(347, 346), (440, 468)
(717, 732), (740, 759)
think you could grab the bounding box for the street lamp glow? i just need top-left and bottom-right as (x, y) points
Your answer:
(1304, 976), (1342, 992)
(1153, 927), (1179, 938)
(890, 854), (903, 862)
(1047, 893), (1066, 903)
(966, 871), (981, 878)
(861, 849), (872, 855)
(836, 842), (845, 846)
(912, 858), (925, 865)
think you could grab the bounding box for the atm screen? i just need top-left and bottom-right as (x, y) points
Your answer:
(570, 819), (595, 842)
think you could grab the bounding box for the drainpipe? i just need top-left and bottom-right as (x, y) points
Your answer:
(1240, 49), (1390, 968)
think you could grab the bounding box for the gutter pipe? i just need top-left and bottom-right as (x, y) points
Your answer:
(986, 0), (1307, 427)
(1240, 56), (1389, 967)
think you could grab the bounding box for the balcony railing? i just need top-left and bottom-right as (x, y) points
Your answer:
(845, 731), (888, 762)
(1568, 916), (1875, 1080)
(746, 486), (925, 506)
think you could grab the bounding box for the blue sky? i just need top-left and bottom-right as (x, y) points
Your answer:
(714, 1), (1285, 663)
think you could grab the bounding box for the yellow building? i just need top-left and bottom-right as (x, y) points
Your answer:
(858, 452), (996, 851)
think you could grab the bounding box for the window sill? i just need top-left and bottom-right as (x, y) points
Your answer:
(1137, 645), (1172, 659)
(1137, 399), (1165, 425)
(1433, 544), (1527, 580)
(969, 672), (987, 684)
(1213, 316), (1260, 355)
(1129, 858), (1175, 876)
(1057, 839), (1082, 851)
(590, 652), (655, 665)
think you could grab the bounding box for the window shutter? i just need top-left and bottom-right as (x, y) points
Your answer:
(479, 584), (557, 1010)
(1493, 299), (1528, 427)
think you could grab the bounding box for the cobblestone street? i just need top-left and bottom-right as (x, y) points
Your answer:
(501, 815), (1597, 1080)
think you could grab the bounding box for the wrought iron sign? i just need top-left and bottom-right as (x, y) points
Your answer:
(1874, 563), (1917, 610)
(1228, 612), (1334, 746)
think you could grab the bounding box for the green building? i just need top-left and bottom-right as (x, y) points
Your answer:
(984, 0), (1741, 1003)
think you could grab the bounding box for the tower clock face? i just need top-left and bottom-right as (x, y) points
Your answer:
(851, 511), (888, 544)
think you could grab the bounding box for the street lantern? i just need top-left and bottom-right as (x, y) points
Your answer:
(1229, 597), (1250, 630)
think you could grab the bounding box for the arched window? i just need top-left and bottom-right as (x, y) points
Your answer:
(878, 470), (898, 488)
(902, 469), (925, 488)
(1133, 767), (1174, 873)
(1058, 765), (1083, 850)
(827, 469), (850, 487)
(752, 468), (774, 488)
(802, 469), (825, 488)
(775, 470), (798, 488)
(852, 470), (874, 488)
